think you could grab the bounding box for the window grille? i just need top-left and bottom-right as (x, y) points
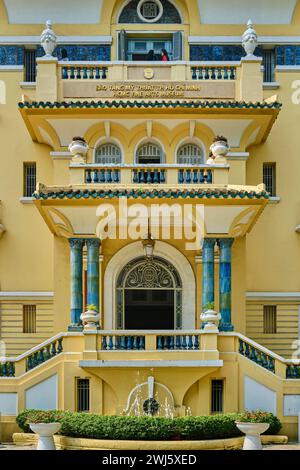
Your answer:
(76, 378), (90, 412)
(23, 305), (36, 333)
(95, 143), (121, 165)
(263, 306), (277, 334)
(262, 49), (275, 83)
(24, 48), (37, 83)
(23, 162), (36, 197)
(137, 143), (162, 164)
(177, 144), (204, 165)
(263, 163), (276, 196)
(211, 380), (224, 413)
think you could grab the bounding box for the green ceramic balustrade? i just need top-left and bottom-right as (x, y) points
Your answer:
(238, 339), (275, 373)
(26, 338), (64, 372)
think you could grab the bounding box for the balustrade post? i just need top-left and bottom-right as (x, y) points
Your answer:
(218, 238), (234, 331)
(69, 238), (85, 331)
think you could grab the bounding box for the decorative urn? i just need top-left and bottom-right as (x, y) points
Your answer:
(242, 20), (258, 58)
(68, 137), (89, 164)
(200, 306), (221, 332)
(40, 20), (57, 58)
(235, 422), (270, 450)
(80, 306), (100, 330)
(210, 136), (230, 164)
(29, 422), (61, 450)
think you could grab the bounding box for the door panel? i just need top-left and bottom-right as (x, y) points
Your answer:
(124, 290), (174, 330)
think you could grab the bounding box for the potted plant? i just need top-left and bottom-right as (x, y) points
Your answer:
(29, 411), (63, 450)
(68, 136), (89, 164)
(200, 302), (221, 331)
(210, 136), (230, 163)
(235, 411), (270, 450)
(80, 304), (100, 330)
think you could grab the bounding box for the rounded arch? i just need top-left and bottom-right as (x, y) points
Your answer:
(93, 137), (123, 164)
(104, 240), (196, 329)
(117, 0), (183, 24)
(135, 137), (165, 164)
(175, 138), (206, 165)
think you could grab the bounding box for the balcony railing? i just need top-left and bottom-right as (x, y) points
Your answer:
(59, 61), (238, 83)
(80, 165), (222, 186)
(0, 333), (66, 377)
(191, 65), (237, 81)
(98, 330), (202, 351)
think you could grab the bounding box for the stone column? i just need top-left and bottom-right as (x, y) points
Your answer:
(202, 238), (216, 309)
(69, 238), (85, 330)
(218, 238), (234, 331)
(86, 238), (101, 312)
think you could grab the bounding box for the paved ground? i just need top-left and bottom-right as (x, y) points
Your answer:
(1, 443), (300, 451)
(0, 444), (35, 450)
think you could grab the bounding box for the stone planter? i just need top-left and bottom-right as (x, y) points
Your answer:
(235, 422), (269, 450)
(210, 140), (230, 163)
(29, 423), (61, 450)
(200, 309), (221, 332)
(80, 309), (100, 330)
(68, 138), (89, 164)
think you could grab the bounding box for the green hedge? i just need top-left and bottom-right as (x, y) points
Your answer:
(16, 410), (282, 441)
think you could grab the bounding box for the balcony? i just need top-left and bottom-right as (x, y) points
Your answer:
(69, 164), (229, 186)
(28, 56), (265, 103)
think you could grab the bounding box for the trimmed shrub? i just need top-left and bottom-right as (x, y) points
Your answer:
(16, 410), (282, 441)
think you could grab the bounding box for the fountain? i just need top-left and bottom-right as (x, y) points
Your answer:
(125, 376), (175, 417)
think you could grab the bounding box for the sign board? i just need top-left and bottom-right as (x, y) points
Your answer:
(63, 81), (235, 100)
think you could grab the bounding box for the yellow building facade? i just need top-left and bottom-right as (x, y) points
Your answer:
(0, 0), (300, 441)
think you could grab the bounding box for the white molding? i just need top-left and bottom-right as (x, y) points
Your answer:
(20, 82), (36, 89)
(268, 196), (281, 204)
(79, 360), (223, 368)
(0, 36), (112, 45)
(227, 152), (249, 161)
(0, 291), (54, 297)
(189, 36), (300, 45)
(246, 292), (300, 301)
(19, 197), (34, 204)
(263, 82), (280, 90)
(50, 151), (72, 160)
(0, 65), (23, 71)
(276, 66), (300, 72)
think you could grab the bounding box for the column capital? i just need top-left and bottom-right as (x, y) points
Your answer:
(86, 238), (101, 248)
(217, 238), (234, 249)
(69, 238), (85, 249)
(202, 238), (217, 249)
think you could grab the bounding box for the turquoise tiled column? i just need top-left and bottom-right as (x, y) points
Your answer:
(86, 238), (101, 312)
(202, 238), (216, 309)
(218, 238), (234, 332)
(69, 238), (85, 330)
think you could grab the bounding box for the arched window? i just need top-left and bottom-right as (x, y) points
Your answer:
(119, 0), (182, 24)
(136, 142), (162, 164)
(95, 143), (122, 165)
(177, 143), (204, 165)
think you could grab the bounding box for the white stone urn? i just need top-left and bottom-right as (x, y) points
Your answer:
(210, 138), (230, 164)
(68, 137), (89, 164)
(236, 422), (269, 450)
(200, 309), (221, 332)
(40, 20), (57, 58)
(30, 422), (61, 450)
(80, 308), (100, 330)
(242, 20), (258, 58)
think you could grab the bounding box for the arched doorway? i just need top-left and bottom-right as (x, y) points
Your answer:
(116, 257), (182, 330)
